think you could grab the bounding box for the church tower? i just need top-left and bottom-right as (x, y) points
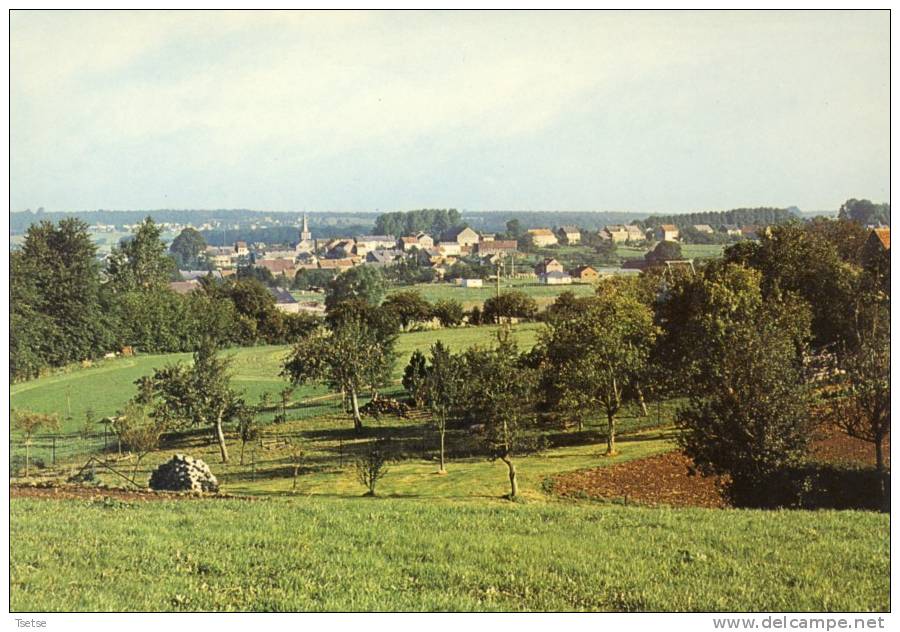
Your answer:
(300, 213), (312, 242)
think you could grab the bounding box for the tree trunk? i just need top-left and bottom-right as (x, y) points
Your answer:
(500, 455), (518, 499)
(214, 414), (229, 463)
(606, 413), (617, 455)
(637, 384), (649, 417)
(24, 442), (30, 478)
(875, 434), (887, 508)
(240, 440), (246, 466)
(439, 426), (446, 473)
(350, 389), (363, 432)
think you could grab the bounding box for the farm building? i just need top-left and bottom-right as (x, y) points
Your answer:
(626, 225), (646, 242)
(655, 224), (680, 241)
(692, 224), (715, 234)
(477, 240), (518, 256)
(559, 225), (581, 244)
(268, 287), (300, 313)
(534, 257), (564, 275)
(603, 225), (630, 243)
(460, 278), (483, 288)
(571, 266), (600, 281)
(440, 226), (481, 248)
(528, 228), (558, 247)
(540, 271), (572, 285)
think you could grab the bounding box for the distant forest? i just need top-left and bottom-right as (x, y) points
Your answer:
(640, 207), (798, 229)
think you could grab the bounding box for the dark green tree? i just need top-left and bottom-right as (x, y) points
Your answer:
(169, 227), (207, 269)
(106, 217), (177, 292)
(325, 266), (386, 311)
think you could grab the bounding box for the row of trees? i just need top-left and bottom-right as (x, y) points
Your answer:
(373, 208), (463, 238)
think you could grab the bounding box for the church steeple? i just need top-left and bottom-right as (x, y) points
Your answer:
(300, 213), (311, 242)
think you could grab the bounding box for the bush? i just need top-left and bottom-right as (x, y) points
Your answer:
(432, 299), (464, 327)
(482, 291), (537, 323)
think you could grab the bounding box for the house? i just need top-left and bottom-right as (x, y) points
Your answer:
(179, 270), (224, 281)
(318, 258), (355, 271)
(559, 225), (581, 244)
(205, 246), (235, 269)
(324, 239), (355, 259)
(692, 224), (715, 234)
(233, 241), (249, 256)
(480, 233), (496, 243)
(366, 249), (404, 267)
(721, 224), (743, 237)
(540, 271), (572, 285)
(440, 226), (481, 248)
(268, 287), (300, 314)
(626, 225), (646, 242)
(436, 242), (463, 256)
(477, 240), (518, 256)
(534, 257), (564, 275)
(869, 227), (890, 251)
(528, 228), (558, 247)
(256, 259), (297, 278)
(571, 265), (600, 281)
(169, 280), (200, 295)
(460, 278), (483, 288)
(261, 249), (296, 260)
(399, 232), (434, 251)
(655, 224), (680, 242)
(741, 225), (768, 240)
(355, 235), (398, 252)
(603, 225), (630, 243)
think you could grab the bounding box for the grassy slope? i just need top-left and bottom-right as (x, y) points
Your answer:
(10, 496), (889, 612)
(10, 324), (542, 433)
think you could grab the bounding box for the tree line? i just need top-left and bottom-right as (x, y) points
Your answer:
(10, 217), (320, 382)
(641, 207), (795, 229)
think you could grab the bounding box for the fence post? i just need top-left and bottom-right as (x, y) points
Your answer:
(339, 437), (343, 467)
(51, 435), (57, 466)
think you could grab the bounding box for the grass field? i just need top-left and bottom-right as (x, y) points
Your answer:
(10, 495), (889, 611)
(617, 243), (726, 261)
(386, 278), (598, 309)
(10, 323), (542, 434)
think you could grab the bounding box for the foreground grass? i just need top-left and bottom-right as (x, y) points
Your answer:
(10, 496), (888, 612)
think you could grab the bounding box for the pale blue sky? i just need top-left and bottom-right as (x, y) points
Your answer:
(10, 10), (890, 214)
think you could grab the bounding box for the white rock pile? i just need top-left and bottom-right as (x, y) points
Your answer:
(149, 454), (219, 493)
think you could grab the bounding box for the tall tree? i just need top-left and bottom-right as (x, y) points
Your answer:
(169, 227), (207, 269)
(838, 198), (890, 226)
(424, 341), (465, 474)
(105, 217), (177, 292)
(282, 318), (396, 432)
(325, 266), (386, 312)
(539, 279), (657, 454)
(457, 331), (538, 498)
(15, 218), (113, 370)
(142, 339), (242, 463)
(672, 265), (814, 506)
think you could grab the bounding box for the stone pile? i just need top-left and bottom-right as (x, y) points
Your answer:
(149, 454), (219, 493)
(360, 396), (410, 418)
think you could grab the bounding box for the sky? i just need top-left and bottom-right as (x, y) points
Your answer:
(10, 10), (890, 214)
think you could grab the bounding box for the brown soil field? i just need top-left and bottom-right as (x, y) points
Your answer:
(553, 424), (889, 508)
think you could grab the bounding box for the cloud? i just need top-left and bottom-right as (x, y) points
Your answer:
(10, 10), (889, 212)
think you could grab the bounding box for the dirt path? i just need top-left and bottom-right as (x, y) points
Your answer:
(10, 484), (252, 502)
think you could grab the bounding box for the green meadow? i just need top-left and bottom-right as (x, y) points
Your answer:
(10, 496), (889, 612)
(10, 324), (542, 433)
